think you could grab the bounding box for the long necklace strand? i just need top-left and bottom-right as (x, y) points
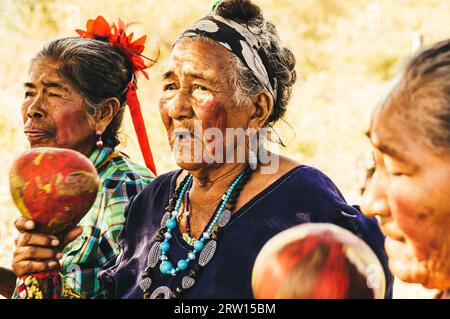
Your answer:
(140, 166), (254, 299)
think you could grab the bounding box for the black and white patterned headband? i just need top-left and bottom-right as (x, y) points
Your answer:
(177, 14), (278, 103)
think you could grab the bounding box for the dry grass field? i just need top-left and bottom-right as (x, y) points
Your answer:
(0, 0), (448, 298)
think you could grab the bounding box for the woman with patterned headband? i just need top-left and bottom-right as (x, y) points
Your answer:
(95, 0), (392, 299)
(2, 16), (156, 299)
(12, 0), (393, 299)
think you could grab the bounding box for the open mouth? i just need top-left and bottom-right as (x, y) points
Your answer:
(174, 131), (192, 143)
(172, 128), (205, 146)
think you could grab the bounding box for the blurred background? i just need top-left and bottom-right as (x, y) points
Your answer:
(0, 0), (449, 298)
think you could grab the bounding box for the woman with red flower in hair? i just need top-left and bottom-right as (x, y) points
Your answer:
(0, 16), (157, 299)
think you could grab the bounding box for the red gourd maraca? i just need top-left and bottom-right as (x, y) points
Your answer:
(9, 147), (99, 235)
(252, 223), (386, 299)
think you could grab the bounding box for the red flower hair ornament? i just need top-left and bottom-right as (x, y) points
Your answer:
(76, 16), (158, 176)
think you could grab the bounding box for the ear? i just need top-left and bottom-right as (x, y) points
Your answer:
(94, 98), (121, 132)
(248, 91), (273, 130)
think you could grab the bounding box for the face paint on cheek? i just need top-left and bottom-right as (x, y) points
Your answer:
(391, 195), (433, 258)
(194, 98), (228, 156)
(195, 98), (228, 138)
(55, 119), (83, 146)
(51, 105), (93, 150)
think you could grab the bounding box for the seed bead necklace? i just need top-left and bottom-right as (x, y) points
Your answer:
(140, 166), (254, 299)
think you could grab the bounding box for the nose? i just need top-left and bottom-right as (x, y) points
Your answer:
(26, 95), (46, 119)
(360, 169), (390, 218)
(167, 90), (194, 121)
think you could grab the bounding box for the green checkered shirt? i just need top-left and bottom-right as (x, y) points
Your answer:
(60, 147), (154, 298)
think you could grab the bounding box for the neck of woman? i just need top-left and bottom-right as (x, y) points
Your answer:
(189, 162), (248, 194)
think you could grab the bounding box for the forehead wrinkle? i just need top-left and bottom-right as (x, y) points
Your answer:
(171, 39), (230, 81)
(370, 101), (413, 162)
(30, 63), (72, 92)
(164, 61), (218, 85)
(41, 80), (69, 92)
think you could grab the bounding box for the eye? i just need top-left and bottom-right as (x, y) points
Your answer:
(390, 172), (407, 177)
(193, 84), (209, 91)
(48, 92), (62, 98)
(25, 92), (36, 98)
(163, 83), (177, 91)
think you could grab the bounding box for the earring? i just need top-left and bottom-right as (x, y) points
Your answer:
(249, 150), (258, 170)
(96, 130), (103, 148)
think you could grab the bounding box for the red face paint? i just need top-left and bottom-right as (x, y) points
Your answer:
(194, 98), (227, 138)
(193, 97), (228, 156)
(390, 194), (434, 259)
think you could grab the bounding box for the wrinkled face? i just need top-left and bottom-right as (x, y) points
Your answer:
(361, 92), (450, 290)
(160, 39), (253, 171)
(22, 59), (95, 156)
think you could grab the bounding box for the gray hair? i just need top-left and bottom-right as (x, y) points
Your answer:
(398, 38), (450, 151)
(216, 0), (297, 127)
(32, 37), (136, 148)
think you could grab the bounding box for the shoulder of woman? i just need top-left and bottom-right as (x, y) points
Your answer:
(118, 170), (180, 234)
(272, 164), (346, 205)
(125, 169), (180, 207)
(100, 155), (155, 192)
(281, 165), (379, 225)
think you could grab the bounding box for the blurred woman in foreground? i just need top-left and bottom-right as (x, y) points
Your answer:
(362, 39), (450, 297)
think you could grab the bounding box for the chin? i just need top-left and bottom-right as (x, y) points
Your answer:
(174, 160), (205, 172)
(171, 148), (201, 169)
(29, 140), (56, 149)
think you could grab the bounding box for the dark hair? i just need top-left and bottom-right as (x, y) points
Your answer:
(215, 0), (297, 126)
(399, 38), (450, 151)
(32, 36), (136, 148)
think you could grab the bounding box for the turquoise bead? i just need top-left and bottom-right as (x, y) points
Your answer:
(194, 240), (205, 252)
(177, 260), (189, 271)
(160, 241), (170, 252)
(160, 261), (173, 274)
(166, 218), (177, 230)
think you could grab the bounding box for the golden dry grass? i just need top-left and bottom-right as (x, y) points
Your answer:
(0, 0), (449, 298)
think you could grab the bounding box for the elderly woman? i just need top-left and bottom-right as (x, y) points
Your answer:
(1, 17), (155, 299)
(362, 39), (450, 297)
(12, 0), (392, 299)
(95, 0), (392, 299)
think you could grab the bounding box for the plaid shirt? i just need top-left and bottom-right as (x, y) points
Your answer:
(59, 147), (153, 298)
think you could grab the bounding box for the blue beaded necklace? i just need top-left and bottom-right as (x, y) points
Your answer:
(140, 166), (254, 299)
(158, 171), (246, 276)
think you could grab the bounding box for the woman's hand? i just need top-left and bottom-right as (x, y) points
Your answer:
(12, 216), (82, 277)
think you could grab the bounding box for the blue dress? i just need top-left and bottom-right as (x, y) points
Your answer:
(99, 165), (393, 298)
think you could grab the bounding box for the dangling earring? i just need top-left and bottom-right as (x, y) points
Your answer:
(96, 130), (103, 148)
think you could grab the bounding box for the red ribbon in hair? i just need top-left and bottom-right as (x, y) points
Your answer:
(76, 16), (157, 176)
(126, 82), (157, 176)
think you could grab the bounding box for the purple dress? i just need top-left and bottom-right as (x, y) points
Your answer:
(99, 165), (393, 298)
